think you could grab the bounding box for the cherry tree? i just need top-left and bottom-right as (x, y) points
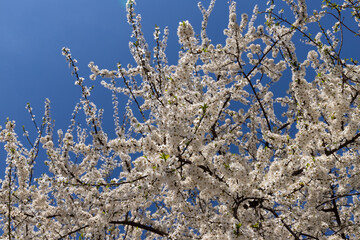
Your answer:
(0, 0), (360, 239)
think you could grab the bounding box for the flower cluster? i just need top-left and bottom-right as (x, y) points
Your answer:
(177, 20), (196, 49)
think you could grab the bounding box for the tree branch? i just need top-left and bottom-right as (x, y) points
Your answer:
(109, 220), (168, 237)
(325, 132), (360, 156)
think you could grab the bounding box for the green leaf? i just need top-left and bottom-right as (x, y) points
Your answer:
(200, 103), (208, 113)
(160, 152), (170, 161)
(251, 222), (260, 228)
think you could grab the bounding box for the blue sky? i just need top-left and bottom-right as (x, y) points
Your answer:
(0, 0), (244, 137)
(0, 0), (330, 136)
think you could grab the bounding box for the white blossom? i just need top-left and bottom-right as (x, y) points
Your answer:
(0, 0), (360, 239)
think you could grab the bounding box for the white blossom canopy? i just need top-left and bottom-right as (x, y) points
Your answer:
(0, 0), (360, 239)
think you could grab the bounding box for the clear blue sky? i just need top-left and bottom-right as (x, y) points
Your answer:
(0, 0), (251, 136)
(0, 0), (332, 133)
